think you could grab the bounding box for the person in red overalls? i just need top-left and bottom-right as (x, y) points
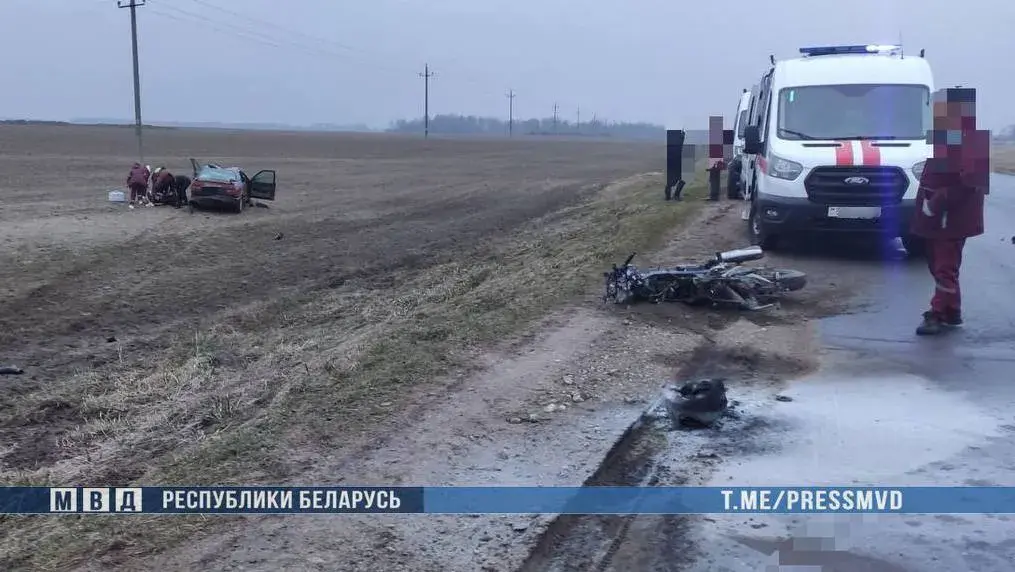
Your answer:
(126, 162), (150, 207)
(150, 167), (173, 202)
(911, 87), (989, 336)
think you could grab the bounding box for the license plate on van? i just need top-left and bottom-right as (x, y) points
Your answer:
(827, 206), (881, 219)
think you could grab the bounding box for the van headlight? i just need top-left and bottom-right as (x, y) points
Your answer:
(767, 155), (803, 181)
(912, 161), (925, 180)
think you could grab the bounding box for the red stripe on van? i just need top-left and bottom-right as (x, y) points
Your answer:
(860, 140), (881, 166)
(834, 142), (854, 166)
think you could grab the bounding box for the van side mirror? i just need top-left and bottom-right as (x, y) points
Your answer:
(743, 126), (762, 155)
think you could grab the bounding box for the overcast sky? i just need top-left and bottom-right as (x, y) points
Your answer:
(1, 0), (1012, 129)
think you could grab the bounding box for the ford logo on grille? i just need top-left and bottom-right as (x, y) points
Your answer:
(843, 176), (870, 185)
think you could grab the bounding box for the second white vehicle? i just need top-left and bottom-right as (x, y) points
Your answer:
(727, 88), (754, 200)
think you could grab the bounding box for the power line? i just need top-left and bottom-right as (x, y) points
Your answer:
(419, 64), (435, 138)
(182, 0), (504, 96)
(506, 90), (515, 137)
(147, 5), (289, 51)
(117, 0), (145, 163)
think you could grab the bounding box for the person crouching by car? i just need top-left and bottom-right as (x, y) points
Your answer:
(150, 167), (175, 205)
(126, 162), (150, 208)
(172, 174), (191, 208)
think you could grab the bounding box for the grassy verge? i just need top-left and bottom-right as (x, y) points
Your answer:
(0, 172), (706, 570)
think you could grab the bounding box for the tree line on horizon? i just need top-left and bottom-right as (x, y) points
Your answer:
(387, 114), (666, 140)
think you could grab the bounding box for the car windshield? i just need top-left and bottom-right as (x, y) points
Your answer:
(777, 84), (930, 140)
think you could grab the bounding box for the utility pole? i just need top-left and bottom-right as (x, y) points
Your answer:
(419, 63), (435, 138)
(118, 0), (146, 163)
(552, 102), (559, 134)
(506, 90), (515, 137)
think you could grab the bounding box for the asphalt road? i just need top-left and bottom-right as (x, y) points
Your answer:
(690, 174), (1015, 571)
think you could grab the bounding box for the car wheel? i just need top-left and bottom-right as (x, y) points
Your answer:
(234, 197), (244, 214)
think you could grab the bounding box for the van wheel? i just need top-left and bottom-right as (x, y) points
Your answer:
(901, 234), (926, 259)
(748, 202), (778, 250)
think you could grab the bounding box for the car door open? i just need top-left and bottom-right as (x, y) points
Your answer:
(249, 170), (277, 201)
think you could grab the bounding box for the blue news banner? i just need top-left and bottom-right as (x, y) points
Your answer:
(2, 486), (1015, 515)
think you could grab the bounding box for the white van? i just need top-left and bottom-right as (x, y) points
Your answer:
(741, 44), (933, 254)
(726, 89), (754, 199)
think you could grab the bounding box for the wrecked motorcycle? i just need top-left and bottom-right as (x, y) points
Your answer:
(602, 245), (806, 310)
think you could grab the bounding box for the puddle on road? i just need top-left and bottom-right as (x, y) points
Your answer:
(706, 367), (1005, 486)
(692, 356), (1015, 572)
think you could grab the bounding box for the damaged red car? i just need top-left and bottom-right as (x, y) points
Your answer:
(188, 158), (277, 213)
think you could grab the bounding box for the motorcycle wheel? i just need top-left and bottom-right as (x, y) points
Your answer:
(755, 268), (807, 292)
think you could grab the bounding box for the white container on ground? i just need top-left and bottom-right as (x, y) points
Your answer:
(108, 189), (126, 203)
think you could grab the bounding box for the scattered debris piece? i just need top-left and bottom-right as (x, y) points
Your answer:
(562, 374), (575, 385)
(750, 523), (768, 529)
(106, 336), (117, 343)
(662, 378), (729, 428)
(696, 450), (720, 459)
(570, 392), (584, 403)
(775, 394), (793, 402)
(0, 365), (24, 375)
(511, 522), (529, 532)
(507, 417), (523, 424)
(274, 232), (284, 240)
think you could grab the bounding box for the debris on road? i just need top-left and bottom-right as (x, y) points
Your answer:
(775, 394), (793, 402)
(0, 365), (24, 375)
(662, 378), (729, 428)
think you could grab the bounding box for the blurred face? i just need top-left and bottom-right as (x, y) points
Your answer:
(932, 93), (977, 159)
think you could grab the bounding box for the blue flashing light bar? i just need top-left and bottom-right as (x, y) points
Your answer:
(799, 44), (902, 57)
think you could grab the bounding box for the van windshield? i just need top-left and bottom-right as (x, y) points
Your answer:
(777, 84), (930, 140)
